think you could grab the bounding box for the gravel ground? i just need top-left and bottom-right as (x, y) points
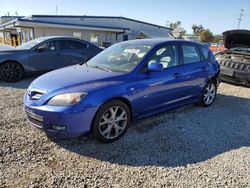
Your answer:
(0, 78), (250, 187)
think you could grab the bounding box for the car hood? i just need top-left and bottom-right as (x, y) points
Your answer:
(0, 45), (15, 51)
(30, 64), (126, 94)
(0, 49), (28, 54)
(223, 30), (250, 49)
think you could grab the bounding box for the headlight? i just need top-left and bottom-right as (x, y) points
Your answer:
(47, 92), (87, 106)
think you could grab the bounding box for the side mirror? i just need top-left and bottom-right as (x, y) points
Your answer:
(147, 61), (164, 72)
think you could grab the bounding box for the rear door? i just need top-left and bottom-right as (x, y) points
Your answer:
(180, 43), (209, 98)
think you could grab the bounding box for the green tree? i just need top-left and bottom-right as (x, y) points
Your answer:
(169, 21), (181, 29)
(192, 24), (204, 35)
(213, 34), (223, 44)
(200, 29), (214, 43)
(167, 21), (186, 38)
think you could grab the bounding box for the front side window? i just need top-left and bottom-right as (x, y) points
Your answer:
(147, 45), (178, 69)
(48, 41), (59, 51)
(88, 43), (152, 73)
(37, 42), (49, 51)
(182, 45), (201, 64)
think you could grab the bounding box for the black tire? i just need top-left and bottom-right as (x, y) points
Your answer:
(92, 100), (131, 143)
(0, 62), (24, 82)
(200, 80), (217, 107)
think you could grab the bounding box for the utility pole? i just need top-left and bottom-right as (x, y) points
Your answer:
(237, 9), (244, 29)
(56, 5), (58, 15)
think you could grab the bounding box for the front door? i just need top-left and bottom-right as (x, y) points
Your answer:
(28, 40), (62, 72)
(133, 44), (186, 117)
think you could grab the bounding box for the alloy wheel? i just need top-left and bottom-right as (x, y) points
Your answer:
(203, 82), (216, 105)
(99, 106), (128, 139)
(0, 63), (23, 82)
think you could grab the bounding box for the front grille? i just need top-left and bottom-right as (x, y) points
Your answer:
(27, 89), (47, 100)
(25, 109), (43, 128)
(219, 60), (249, 71)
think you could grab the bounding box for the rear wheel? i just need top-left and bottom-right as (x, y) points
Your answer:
(92, 100), (131, 143)
(200, 80), (217, 107)
(0, 62), (24, 82)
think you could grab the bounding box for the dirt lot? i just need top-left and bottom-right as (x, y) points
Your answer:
(0, 78), (250, 187)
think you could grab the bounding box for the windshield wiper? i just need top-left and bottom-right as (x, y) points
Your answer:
(90, 65), (113, 72)
(79, 57), (91, 66)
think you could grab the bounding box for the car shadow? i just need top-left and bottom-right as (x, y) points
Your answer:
(0, 76), (36, 89)
(221, 80), (250, 88)
(53, 93), (250, 167)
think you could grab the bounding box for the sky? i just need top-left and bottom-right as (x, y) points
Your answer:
(0, 0), (249, 34)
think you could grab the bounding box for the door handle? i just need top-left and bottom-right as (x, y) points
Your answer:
(202, 67), (208, 72)
(173, 72), (182, 78)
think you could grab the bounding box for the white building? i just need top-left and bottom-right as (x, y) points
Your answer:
(0, 15), (172, 47)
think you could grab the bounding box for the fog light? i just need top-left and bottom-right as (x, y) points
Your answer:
(51, 125), (66, 131)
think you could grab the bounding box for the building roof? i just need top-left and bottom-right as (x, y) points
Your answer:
(0, 17), (131, 33)
(29, 15), (171, 30)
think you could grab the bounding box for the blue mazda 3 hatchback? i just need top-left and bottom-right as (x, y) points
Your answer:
(24, 39), (220, 143)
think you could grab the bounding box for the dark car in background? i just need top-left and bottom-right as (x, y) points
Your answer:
(0, 36), (102, 82)
(215, 30), (250, 87)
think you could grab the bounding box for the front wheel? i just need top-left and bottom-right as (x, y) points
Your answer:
(0, 62), (24, 82)
(200, 80), (217, 107)
(92, 100), (131, 143)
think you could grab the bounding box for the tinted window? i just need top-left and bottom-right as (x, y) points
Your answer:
(37, 42), (49, 50)
(147, 45), (178, 69)
(48, 40), (63, 50)
(201, 46), (210, 61)
(64, 40), (87, 49)
(182, 45), (200, 64)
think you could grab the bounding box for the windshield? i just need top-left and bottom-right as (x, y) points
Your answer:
(87, 43), (152, 73)
(17, 38), (46, 50)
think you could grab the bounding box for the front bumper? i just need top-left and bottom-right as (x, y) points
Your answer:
(220, 66), (250, 87)
(24, 94), (98, 139)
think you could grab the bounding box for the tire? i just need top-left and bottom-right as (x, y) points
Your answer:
(92, 100), (131, 143)
(200, 80), (217, 107)
(0, 62), (24, 82)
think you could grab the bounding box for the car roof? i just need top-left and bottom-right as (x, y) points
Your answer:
(34, 36), (84, 41)
(120, 38), (205, 47)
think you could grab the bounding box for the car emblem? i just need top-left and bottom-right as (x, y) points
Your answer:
(27, 89), (31, 96)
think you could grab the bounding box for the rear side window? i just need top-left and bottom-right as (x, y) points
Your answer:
(64, 40), (88, 50)
(182, 45), (201, 64)
(200, 46), (210, 61)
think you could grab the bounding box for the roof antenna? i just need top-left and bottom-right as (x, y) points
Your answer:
(56, 5), (58, 15)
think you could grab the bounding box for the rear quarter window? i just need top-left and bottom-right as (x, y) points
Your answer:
(200, 46), (210, 61)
